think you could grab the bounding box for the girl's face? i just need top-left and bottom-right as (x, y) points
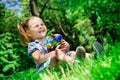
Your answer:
(26, 17), (47, 41)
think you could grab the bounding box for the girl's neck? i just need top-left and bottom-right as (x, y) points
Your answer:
(37, 37), (46, 42)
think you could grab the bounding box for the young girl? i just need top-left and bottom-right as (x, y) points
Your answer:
(17, 16), (91, 71)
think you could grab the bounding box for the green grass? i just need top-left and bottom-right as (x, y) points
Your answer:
(3, 42), (120, 80)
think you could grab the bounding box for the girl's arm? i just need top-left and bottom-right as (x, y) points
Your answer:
(56, 45), (74, 62)
(31, 50), (56, 64)
(56, 49), (74, 62)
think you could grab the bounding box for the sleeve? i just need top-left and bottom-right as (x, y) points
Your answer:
(28, 42), (39, 56)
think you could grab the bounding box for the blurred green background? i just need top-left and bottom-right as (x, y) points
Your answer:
(0, 0), (120, 79)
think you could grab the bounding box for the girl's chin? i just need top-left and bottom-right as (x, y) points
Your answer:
(39, 34), (46, 38)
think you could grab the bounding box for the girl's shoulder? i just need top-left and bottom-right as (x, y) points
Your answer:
(28, 40), (41, 47)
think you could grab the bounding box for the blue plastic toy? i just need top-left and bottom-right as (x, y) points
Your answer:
(46, 34), (63, 51)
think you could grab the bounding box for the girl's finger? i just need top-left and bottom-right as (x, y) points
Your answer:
(56, 45), (60, 49)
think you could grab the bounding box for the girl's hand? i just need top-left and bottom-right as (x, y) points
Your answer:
(55, 45), (65, 60)
(55, 44), (61, 50)
(55, 45), (63, 56)
(59, 39), (70, 52)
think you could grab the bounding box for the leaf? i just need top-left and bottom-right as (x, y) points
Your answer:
(0, 57), (9, 63)
(2, 64), (15, 72)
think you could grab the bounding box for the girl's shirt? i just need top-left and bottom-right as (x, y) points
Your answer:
(28, 36), (51, 71)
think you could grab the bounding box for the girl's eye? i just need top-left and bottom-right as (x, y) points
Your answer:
(41, 23), (44, 26)
(35, 25), (39, 27)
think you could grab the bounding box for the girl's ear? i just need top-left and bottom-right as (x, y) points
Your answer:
(26, 30), (32, 37)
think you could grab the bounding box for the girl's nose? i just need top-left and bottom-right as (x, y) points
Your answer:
(39, 25), (42, 29)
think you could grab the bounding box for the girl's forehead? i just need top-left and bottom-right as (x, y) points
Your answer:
(28, 17), (43, 25)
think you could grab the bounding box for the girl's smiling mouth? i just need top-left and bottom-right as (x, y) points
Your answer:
(39, 29), (45, 33)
